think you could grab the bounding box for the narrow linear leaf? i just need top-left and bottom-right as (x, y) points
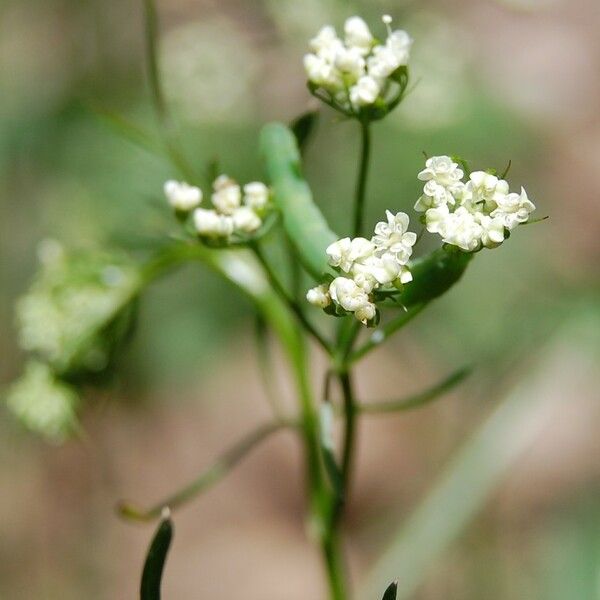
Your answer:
(140, 513), (173, 600)
(118, 419), (291, 521)
(260, 122), (338, 280)
(381, 581), (398, 600)
(360, 367), (471, 415)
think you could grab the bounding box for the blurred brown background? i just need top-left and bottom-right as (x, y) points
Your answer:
(1, 0), (599, 598)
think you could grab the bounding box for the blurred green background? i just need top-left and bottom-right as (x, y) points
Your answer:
(1, 0), (599, 598)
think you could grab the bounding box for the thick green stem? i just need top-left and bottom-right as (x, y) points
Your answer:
(321, 532), (348, 600)
(352, 120), (372, 237)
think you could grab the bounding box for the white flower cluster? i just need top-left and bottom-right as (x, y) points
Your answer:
(6, 361), (78, 442)
(304, 15), (412, 111)
(414, 156), (536, 252)
(306, 211), (416, 324)
(164, 177), (270, 239)
(16, 242), (140, 374)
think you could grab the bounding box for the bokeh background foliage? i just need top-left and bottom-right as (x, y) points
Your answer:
(1, 0), (599, 598)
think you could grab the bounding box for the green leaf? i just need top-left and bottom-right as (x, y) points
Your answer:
(290, 110), (319, 155)
(360, 366), (471, 414)
(140, 513), (173, 600)
(260, 122), (338, 280)
(400, 248), (473, 308)
(381, 581), (398, 600)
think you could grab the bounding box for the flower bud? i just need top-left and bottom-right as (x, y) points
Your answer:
(306, 284), (331, 308)
(164, 180), (202, 211)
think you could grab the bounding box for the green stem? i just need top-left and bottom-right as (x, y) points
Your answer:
(141, 0), (196, 182)
(251, 241), (332, 355)
(321, 532), (348, 600)
(352, 120), (372, 237)
(338, 370), (357, 499)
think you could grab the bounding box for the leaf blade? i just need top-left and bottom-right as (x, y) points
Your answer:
(381, 581), (398, 600)
(260, 122), (338, 280)
(140, 513), (173, 600)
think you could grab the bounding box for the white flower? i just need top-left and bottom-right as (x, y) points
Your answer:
(351, 254), (400, 292)
(491, 187), (535, 230)
(164, 180), (202, 211)
(304, 53), (343, 88)
(193, 208), (234, 237)
(306, 284), (331, 308)
(243, 182), (269, 210)
(366, 45), (400, 80)
(305, 16), (412, 115)
(329, 277), (370, 312)
(418, 156), (464, 187)
(386, 30), (412, 65)
(212, 177), (242, 215)
(463, 171), (509, 212)
(424, 204), (451, 235)
(414, 181), (457, 212)
(372, 210), (417, 263)
(334, 46), (366, 80)
(326, 237), (375, 272)
(6, 361), (78, 442)
(355, 302), (377, 324)
(477, 214), (506, 248)
(310, 25), (340, 55)
(232, 206), (262, 233)
(349, 75), (380, 107)
(344, 17), (373, 55)
(440, 206), (483, 252)
(398, 265), (413, 284)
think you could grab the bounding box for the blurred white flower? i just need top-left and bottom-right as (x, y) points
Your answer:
(6, 361), (78, 442)
(335, 46), (366, 79)
(310, 25), (341, 55)
(16, 246), (140, 374)
(212, 177), (242, 215)
(232, 206), (262, 233)
(349, 76), (380, 107)
(344, 16), (373, 55)
(164, 180), (202, 211)
(243, 182), (270, 210)
(386, 30), (413, 65)
(305, 15), (412, 114)
(193, 208), (235, 237)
